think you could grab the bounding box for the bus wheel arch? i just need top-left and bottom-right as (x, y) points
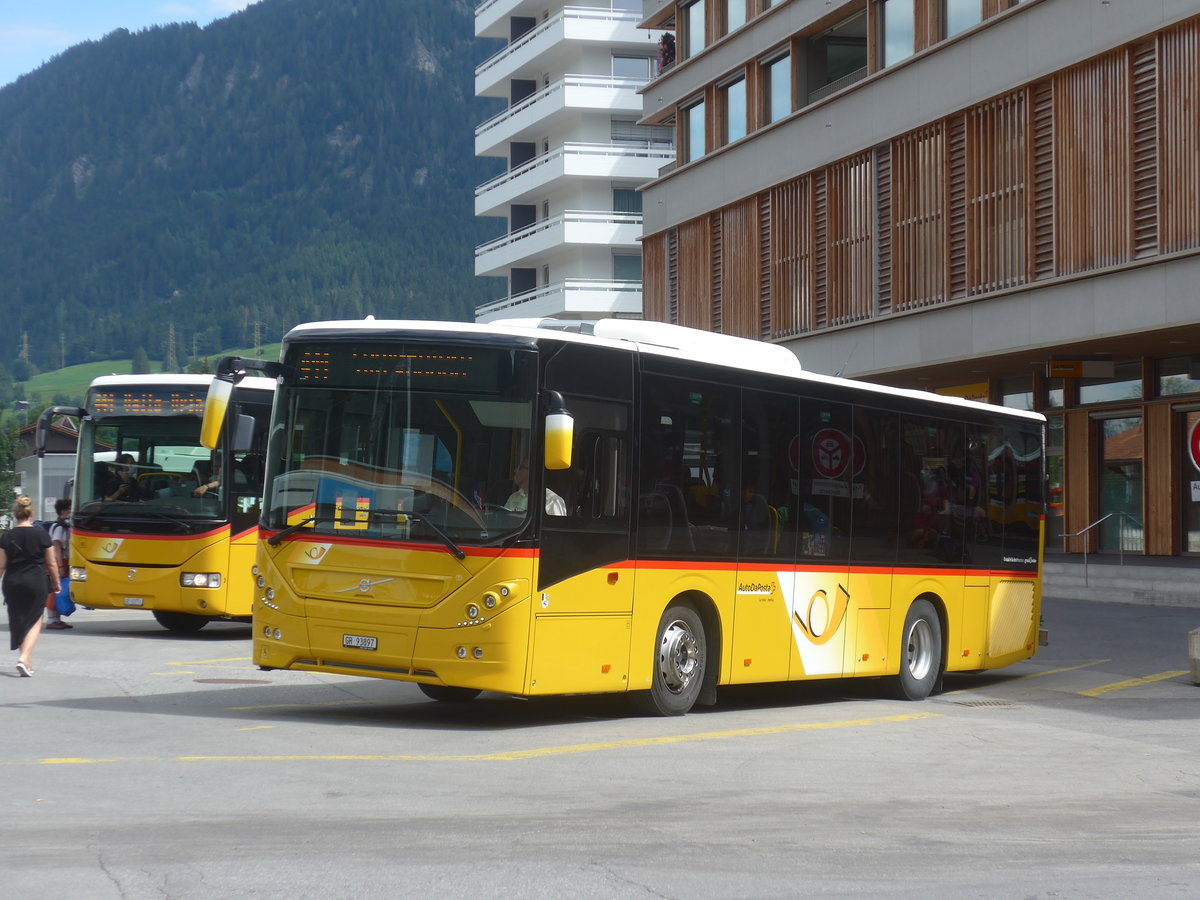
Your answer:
(152, 610), (209, 633)
(633, 592), (717, 716)
(888, 594), (945, 701)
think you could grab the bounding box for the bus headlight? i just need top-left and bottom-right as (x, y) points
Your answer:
(70, 566), (87, 582)
(181, 572), (222, 588)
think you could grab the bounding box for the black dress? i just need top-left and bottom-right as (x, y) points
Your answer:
(3, 525), (52, 650)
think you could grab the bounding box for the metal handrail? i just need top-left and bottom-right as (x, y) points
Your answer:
(1062, 512), (1143, 586)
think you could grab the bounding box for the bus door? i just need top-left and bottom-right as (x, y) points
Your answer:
(788, 398), (854, 679)
(732, 389), (799, 684)
(844, 406), (900, 677)
(533, 345), (635, 694)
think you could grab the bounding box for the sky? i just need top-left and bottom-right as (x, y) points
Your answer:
(0, 0), (261, 88)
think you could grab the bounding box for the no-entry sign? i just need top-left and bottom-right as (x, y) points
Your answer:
(1189, 418), (1200, 473)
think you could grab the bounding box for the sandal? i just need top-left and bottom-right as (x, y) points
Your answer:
(16, 661), (32, 677)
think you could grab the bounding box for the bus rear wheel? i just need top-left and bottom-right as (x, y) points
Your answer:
(635, 603), (706, 716)
(152, 611), (209, 633)
(889, 598), (942, 700)
(418, 683), (481, 703)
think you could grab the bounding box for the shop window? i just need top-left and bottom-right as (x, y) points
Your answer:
(1158, 356), (1200, 397)
(1000, 376), (1033, 411)
(1046, 416), (1065, 548)
(1079, 361), (1143, 405)
(1182, 411), (1200, 554)
(1097, 416), (1144, 553)
(1046, 378), (1065, 409)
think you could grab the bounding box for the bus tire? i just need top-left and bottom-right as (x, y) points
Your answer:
(889, 598), (942, 700)
(152, 611), (209, 633)
(418, 683), (482, 703)
(634, 603), (706, 716)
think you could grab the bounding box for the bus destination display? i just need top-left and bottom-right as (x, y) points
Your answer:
(89, 388), (208, 416)
(292, 344), (518, 394)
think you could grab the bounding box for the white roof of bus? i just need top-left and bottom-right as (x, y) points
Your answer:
(284, 318), (1045, 423)
(89, 373), (276, 392)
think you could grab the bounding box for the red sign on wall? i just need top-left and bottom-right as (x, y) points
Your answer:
(1189, 418), (1200, 473)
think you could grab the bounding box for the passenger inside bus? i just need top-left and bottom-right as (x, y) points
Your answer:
(506, 458), (566, 516)
(102, 454), (139, 502)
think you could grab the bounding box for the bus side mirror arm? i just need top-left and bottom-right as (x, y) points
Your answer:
(35, 406), (85, 458)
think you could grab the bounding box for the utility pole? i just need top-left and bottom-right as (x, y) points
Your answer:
(165, 322), (178, 372)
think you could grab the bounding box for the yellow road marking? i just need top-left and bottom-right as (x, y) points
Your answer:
(1078, 670), (1189, 697)
(235, 725), (276, 732)
(12, 711), (940, 766)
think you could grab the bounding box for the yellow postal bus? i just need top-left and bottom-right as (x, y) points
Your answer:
(211, 319), (1044, 713)
(39, 374), (274, 632)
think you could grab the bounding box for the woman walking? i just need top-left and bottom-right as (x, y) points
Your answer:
(2, 496), (60, 676)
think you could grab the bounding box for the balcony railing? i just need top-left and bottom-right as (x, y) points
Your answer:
(476, 8), (643, 81)
(807, 66), (869, 104)
(475, 75), (645, 142)
(475, 278), (643, 321)
(475, 142), (675, 202)
(476, 210), (643, 258)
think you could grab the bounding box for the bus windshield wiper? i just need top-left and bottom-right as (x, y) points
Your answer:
(267, 516), (317, 546)
(394, 511), (466, 560)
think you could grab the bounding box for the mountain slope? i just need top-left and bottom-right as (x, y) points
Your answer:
(0, 0), (501, 370)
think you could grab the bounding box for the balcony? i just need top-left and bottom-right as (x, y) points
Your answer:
(475, 142), (674, 216)
(476, 8), (653, 97)
(476, 0), (560, 39)
(475, 210), (643, 276)
(475, 75), (645, 157)
(475, 278), (644, 322)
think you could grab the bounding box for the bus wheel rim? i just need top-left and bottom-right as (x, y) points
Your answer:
(905, 618), (934, 681)
(658, 619), (699, 694)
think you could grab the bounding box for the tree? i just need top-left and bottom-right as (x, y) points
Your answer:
(131, 347), (151, 374)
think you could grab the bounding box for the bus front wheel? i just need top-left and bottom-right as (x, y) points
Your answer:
(418, 683), (481, 703)
(152, 610), (209, 633)
(635, 603), (706, 716)
(889, 599), (942, 700)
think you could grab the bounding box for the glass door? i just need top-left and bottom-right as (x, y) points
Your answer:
(1098, 416), (1143, 553)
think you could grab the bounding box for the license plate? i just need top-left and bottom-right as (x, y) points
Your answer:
(123, 597), (145, 607)
(342, 634), (377, 651)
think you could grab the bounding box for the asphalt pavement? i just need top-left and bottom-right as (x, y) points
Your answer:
(2, 598), (1198, 899)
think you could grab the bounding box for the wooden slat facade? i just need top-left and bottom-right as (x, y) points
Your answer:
(651, 14), (1200, 342)
(1159, 18), (1200, 254)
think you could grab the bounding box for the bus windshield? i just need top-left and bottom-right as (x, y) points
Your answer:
(75, 416), (225, 529)
(264, 341), (538, 547)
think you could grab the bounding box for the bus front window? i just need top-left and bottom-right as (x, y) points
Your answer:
(265, 343), (538, 547)
(74, 420), (225, 527)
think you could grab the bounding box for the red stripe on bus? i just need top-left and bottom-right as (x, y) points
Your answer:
(259, 530), (539, 558)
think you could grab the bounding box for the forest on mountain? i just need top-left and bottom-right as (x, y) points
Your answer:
(0, 0), (503, 377)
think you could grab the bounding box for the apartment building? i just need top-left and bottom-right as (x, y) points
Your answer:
(473, 0), (672, 322)
(637, 0), (1200, 557)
